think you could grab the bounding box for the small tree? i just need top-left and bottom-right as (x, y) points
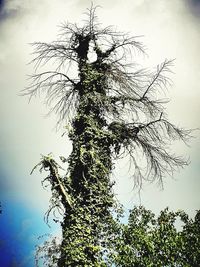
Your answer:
(24, 6), (194, 267)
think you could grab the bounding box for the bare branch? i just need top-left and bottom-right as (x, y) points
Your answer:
(142, 59), (174, 98)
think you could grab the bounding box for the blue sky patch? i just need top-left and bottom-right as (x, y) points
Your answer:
(0, 199), (56, 267)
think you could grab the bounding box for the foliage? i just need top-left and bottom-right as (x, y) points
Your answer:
(108, 206), (200, 267)
(35, 235), (61, 267)
(23, 5), (196, 267)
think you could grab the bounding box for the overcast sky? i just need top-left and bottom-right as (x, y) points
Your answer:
(0, 0), (200, 266)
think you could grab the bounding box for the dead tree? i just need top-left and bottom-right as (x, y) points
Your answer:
(24, 6), (192, 267)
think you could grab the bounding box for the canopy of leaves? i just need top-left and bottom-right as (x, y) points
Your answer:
(109, 206), (200, 267)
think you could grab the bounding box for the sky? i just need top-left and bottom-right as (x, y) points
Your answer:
(0, 0), (200, 266)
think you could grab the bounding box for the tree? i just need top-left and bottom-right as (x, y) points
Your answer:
(107, 206), (200, 267)
(24, 6), (194, 267)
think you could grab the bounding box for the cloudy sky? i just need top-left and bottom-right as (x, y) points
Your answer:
(0, 0), (200, 266)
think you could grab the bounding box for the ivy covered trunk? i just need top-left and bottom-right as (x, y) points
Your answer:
(57, 37), (115, 266)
